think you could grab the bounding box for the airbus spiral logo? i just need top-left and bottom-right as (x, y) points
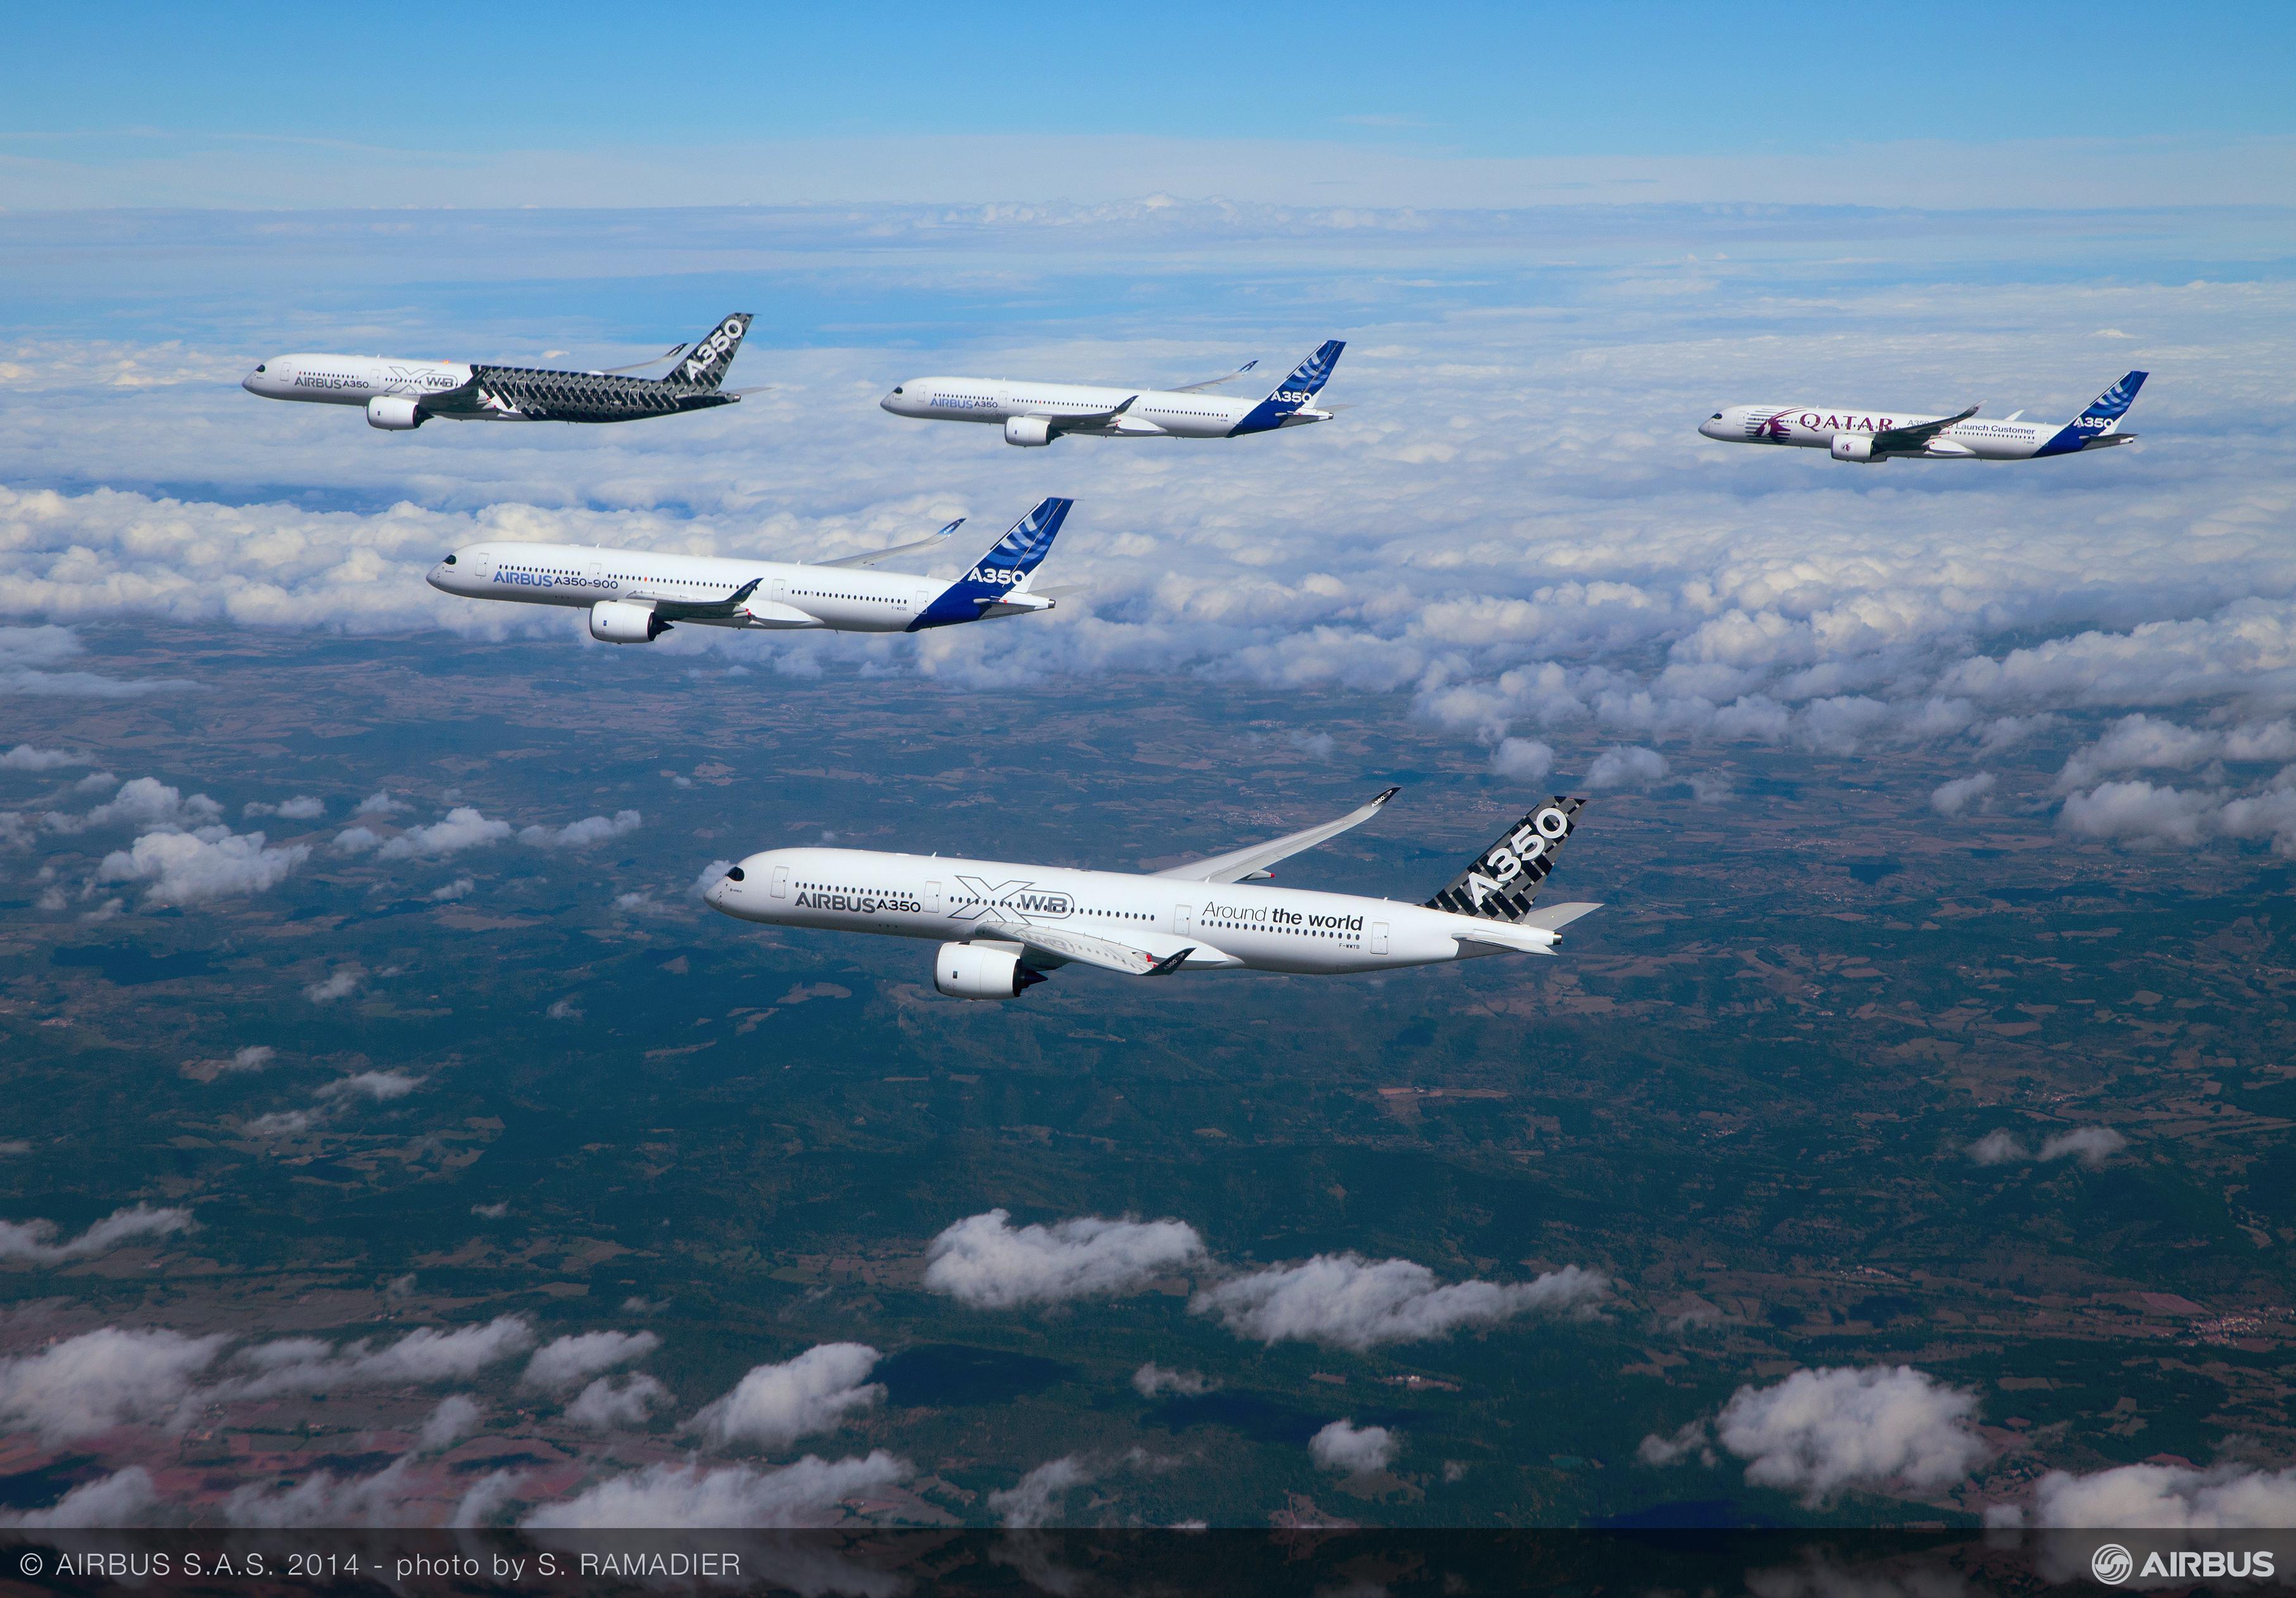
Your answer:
(2091, 1544), (2135, 1585)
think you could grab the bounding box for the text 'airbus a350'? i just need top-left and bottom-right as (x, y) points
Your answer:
(880, 339), (1345, 446)
(427, 498), (1076, 644)
(1699, 370), (2147, 463)
(242, 313), (755, 430)
(705, 789), (1601, 999)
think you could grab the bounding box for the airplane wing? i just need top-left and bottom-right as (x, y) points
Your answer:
(1168, 359), (1259, 394)
(975, 920), (1192, 976)
(650, 577), (764, 621)
(817, 519), (964, 569)
(589, 341), (690, 376)
(1872, 405), (1979, 454)
(1153, 786), (1401, 884)
(1048, 394), (1138, 437)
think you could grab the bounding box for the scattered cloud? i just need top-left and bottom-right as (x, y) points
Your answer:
(369, 807), (514, 861)
(96, 826), (308, 906)
(427, 876), (475, 901)
(521, 1452), (909, 1529)
(1967, 1126), (2128, 1167)
(1, 743), (86, 771)
(1680, 1365), (1990, 1507)
(564, 1373), (669, 1431)
(243, 795), (324, 820)
(0, 1466), (163, 1528)
(522, 1330), (661, 1391)
(988, 1455), (1093, 1530)
(520, 810), (642, 848)
(1585, 745), (1668, 790)
(1490, 736), (1553, 780)
(1309, 1419), (1396, 1473)
(227, 1316), (536, 1397)
(1191, 1254), (1606, 1350)
(415, 1394), (483, 1452)
(0, 1327), (226, 1442)
(218, 1045), (275, 1074)
(303, 965), (364, 1003)
(1132, 1362), (1213, 1399)
(688, 1342), (884, 1450)
(1930, 772), (1996, 816)
(315, 1070), (420, 1104)
(1991, 1461), (2296, 1528)
(0, 1202), (193, 1264)
(923, 1209), (1207, 1309)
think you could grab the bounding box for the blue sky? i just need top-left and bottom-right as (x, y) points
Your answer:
(5, 6), (2293, 209)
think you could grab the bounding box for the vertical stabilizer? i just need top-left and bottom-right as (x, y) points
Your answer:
(1425, 797), (1586, 922)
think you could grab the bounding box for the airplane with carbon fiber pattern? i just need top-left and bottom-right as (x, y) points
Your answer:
(704, 789), (1600, 999)
(1699, 370), (2147, 462)
(242, 313), (755, 429)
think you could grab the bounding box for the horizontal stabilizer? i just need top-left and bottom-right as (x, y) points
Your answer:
(1518, 901), (1602, 933)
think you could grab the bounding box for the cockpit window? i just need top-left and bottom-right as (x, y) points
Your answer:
(891, 386), (904, 395)
(442, 554), (457, 565)
(255, 364), (267, 374)
(1709, 412), (1723, 420)
(724, 866), (746, 882)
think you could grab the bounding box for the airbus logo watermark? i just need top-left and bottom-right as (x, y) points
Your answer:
(2091, 1542), (2276, 1583)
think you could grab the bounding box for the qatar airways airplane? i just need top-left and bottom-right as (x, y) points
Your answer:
(879, 339), (1345, 446)
(241, 313), (754, 429)
(1699, 370), (2147, 462)
(705, 788), (1600, 999)
(426, 498), (1074, 644)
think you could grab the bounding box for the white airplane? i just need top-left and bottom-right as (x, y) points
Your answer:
(426, 498), (1074, 643)
(241, 313), (754, 429)
(1698, 370), (2147, 462)
(705, 789), (1600, 999)
(879, 339), (1345, 446)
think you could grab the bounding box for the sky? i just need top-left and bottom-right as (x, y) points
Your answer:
(4, 4), (2295, 209)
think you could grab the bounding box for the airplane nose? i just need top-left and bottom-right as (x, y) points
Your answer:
(878, 391), (898, 413)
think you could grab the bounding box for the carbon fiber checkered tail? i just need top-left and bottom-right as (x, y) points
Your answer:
(1423, 797), (1586, 922)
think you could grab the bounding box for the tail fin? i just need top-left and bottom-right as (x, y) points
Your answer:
(1424, 797), (1586, 922)
(671, 313), (753, 390)
(1227, 339), (1346, 436)
(905, 498), (1074, 631)
(967, 496), (1071, 584)
(2040, 370), (2147, 453)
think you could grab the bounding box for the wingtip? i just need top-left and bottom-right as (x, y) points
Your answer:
(1372, 785), (1401, 805)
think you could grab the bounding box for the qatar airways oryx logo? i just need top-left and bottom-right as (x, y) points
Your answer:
(1750, 410), (1794, 441)
(950, 877), (1074, 922)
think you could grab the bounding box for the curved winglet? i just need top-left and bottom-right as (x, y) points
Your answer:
(1153, 785), (1400, 884)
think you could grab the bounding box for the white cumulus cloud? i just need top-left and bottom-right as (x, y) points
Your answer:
(1310, 1419), (1397, 1473)
(521, 1453), (909, 1529)
(1710, 1365), (1988, 1506)
(521, 1329), (661, 1390)
(923, 1209), (1207, 1309)
(0, 1327), (226, 1441)
(564, 1373), (670, 1430)
(1191, 1254), (1606, 1350)
(687, 1342), (884, 1450)
(0, 1202), (193, 1263)
(2005, 1461), (2296, 1528)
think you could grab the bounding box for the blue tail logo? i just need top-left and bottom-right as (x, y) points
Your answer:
(2040, 370), (2147, 455)
(908, 498), (1073, 630)
(1229, 339), (1346, 436)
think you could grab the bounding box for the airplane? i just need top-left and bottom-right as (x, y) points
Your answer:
(1698, 370), (2147, 463)
(878, 339), (1346, 446)
(241, 313), (755, 430)
(703, 788), (1601, 999)
(426, 498), (1075, 644)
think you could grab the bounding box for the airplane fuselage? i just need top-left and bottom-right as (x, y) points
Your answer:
(426, 541), (1038, 634)
(705, 846), (1548, 976)
(880, 378), (1330, 439)
(244, 355), (737, 425)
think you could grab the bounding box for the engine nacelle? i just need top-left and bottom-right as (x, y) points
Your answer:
(1829, 434), (1877, 463)
(933, 941), (1047, 1000)
(1003, 415), (1053, 448)
(366, 395), (427, 431)
(588, 600), (669, 644)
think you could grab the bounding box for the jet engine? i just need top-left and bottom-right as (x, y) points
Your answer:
(1003, 416), (1053, 448)
(366, 396), (427, 431)
(1829, 434), (1877, 463)
(588, 600), (669, 643)
(934, 942), (1047, 1000)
